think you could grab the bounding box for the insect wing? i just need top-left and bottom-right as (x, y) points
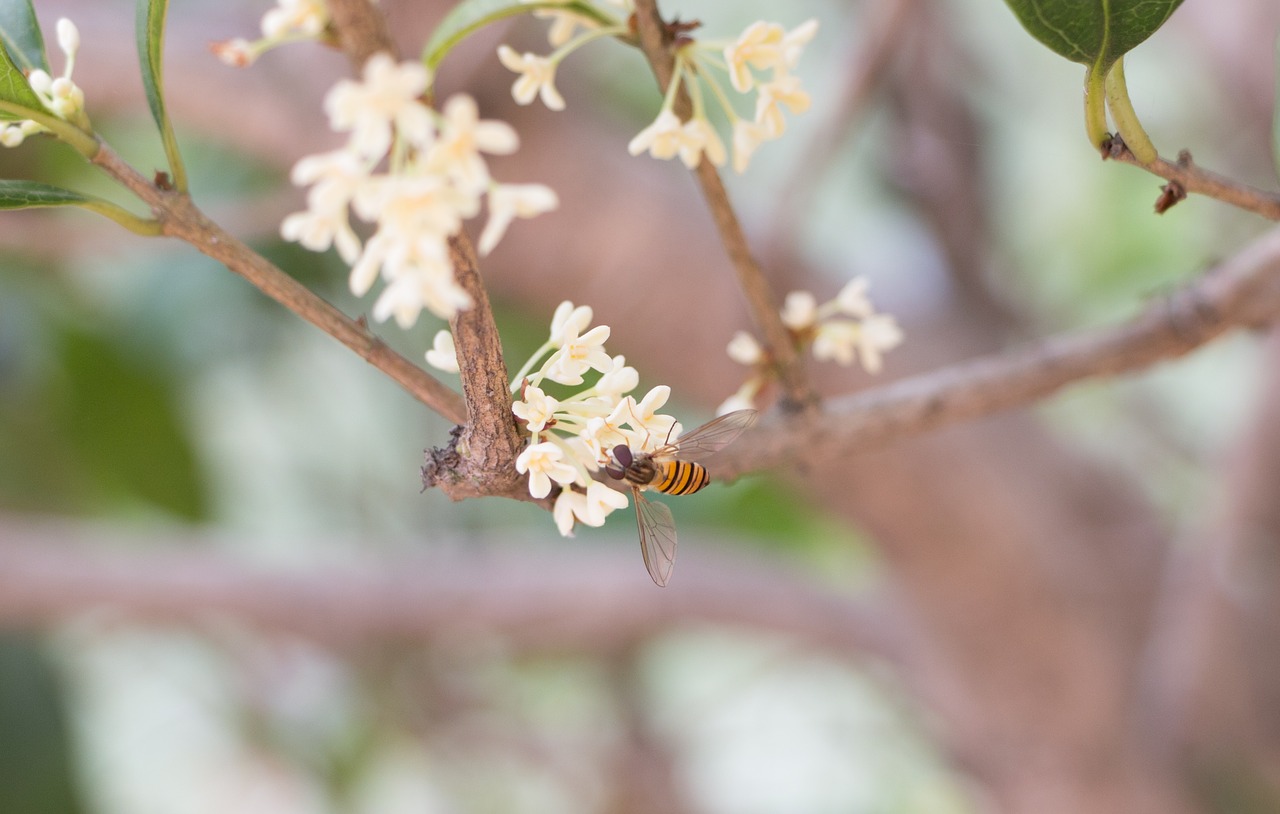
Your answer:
(634, 488), (677, 587)
(657, 409), (758, 460)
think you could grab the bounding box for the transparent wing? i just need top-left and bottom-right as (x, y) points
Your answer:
(634, 489), (678, 587)
(655, 409), (758, 460)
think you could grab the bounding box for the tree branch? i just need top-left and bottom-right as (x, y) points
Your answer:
(0, 525), (915, 666)
(90, 142), (468, 423)
(630, 0), (814, 410)
(308, 0), (526, 483)
(712, 226), (1280, 478)
(1108, 141), (1280, 220)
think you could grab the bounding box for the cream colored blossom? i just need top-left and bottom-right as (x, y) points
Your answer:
(261, 0), (329, 38)
(497, 46), (566, 110)
(678, 117), (727, 168)
(627, 109), (685, 162)
(554, 482), (629, 535)
(834, 277), (873, 318)
(425, 330), (460, 373)
(478, 183), (560, 256)
(427, 93), (519, 194)
(727, 331), (763, 365)
(780, 290), (819, 331)
(325, 53), (433, 158)
(516, 442), (579, 499)
(731, 120), (768, 173)
(513, 384), (561, 433)
(754, 75), (811, 138)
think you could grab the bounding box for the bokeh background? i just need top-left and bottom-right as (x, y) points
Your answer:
(2, 0), (1279, 812)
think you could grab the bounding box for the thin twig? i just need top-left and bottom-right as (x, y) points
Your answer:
(713, 226), (1280, 478)
(630, 0), (814, 410)
(90, 142), (468, 424)
(1108, 141), (1280, 220)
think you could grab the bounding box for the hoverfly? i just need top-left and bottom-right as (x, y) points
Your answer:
(604, 409), (758, 587)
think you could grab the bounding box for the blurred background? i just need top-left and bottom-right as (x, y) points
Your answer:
(1, 0), (1279, 812)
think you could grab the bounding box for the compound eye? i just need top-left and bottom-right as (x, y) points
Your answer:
(611, 444), (633, 467)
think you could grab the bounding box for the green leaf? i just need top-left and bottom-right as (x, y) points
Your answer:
(0, 179), (94, 209)
(1003, 0), (1184, 73)
(136, 0), (186, 191)
(423, 0), (617, 70)
(0, 0), (49, 74)
(0, 180), (160, 233)
(0, 32), (48, 120)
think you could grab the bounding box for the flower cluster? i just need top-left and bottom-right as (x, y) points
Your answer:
(496, 4), (817, 173)
(1, 18), (86, 147)
(427, 301), (681, 536)
(720, 278), (904, 413)
(211, 0), (334, 67)
(281, 54), (558, 326)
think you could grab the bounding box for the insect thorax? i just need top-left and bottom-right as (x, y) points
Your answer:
(622, 454), (658, 487)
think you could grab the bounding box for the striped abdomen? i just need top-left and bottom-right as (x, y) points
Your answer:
(653, 459), (711, 496)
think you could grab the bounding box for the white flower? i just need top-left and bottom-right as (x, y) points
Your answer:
(781, 290), (818, 331)
(731, 120), (767, 173)
(325, 53), (433, 158)
(613, 386), (678, 449)
(678, 117), (727, 169)
(780, 19), (820, 70)
(716, 379), (760, 416)
(726, 331), (763, 365)
(56, 18), (80, 60)
(497, 46), (566, 110)
(478, 183), (559, 256)
(546, 323), (612, 385)
(723, 19), (818, 92)
(425, 330), (460, 373)
(723, 21), (785, 93)
(516, 441), (579, 499)
(553, 482), (629, 535)
(550, 301), (594, 346)
(261, 0), (329, 38)
(834, 277), (873, 318)
(427, 93), (519, 195)
(811, 314), (904, 372)
(594, 355), (639, 400)
(754, 75), (810, 138)
(353, 173), (478, 245)
(369, 257), (473, 326)
(853, 313), (904, 374)
(282, 149), (368, 262)
(532, 8), (596, 47)
(513, 385), (561, 433)
(627, 109), (685, 162)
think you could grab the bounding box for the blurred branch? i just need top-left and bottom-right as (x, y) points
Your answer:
(0, 524), (916, 668)
(89, 142), (468, 423)
(630, 0), (815, 410)
(1108, 140), (1280, 220)
(714, 226), (1280, 478)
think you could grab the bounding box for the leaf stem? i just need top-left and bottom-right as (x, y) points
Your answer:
(1084, 63), (1110, 154)
(1104, 57), (1157, 165)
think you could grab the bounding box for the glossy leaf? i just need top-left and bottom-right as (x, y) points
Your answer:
(1003, 0), (1184, 72)
(423, 0), (616, 70)
(0, 27), (48, 119)
(0, 0), (48, 74)
(136, 0), (186, 190)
